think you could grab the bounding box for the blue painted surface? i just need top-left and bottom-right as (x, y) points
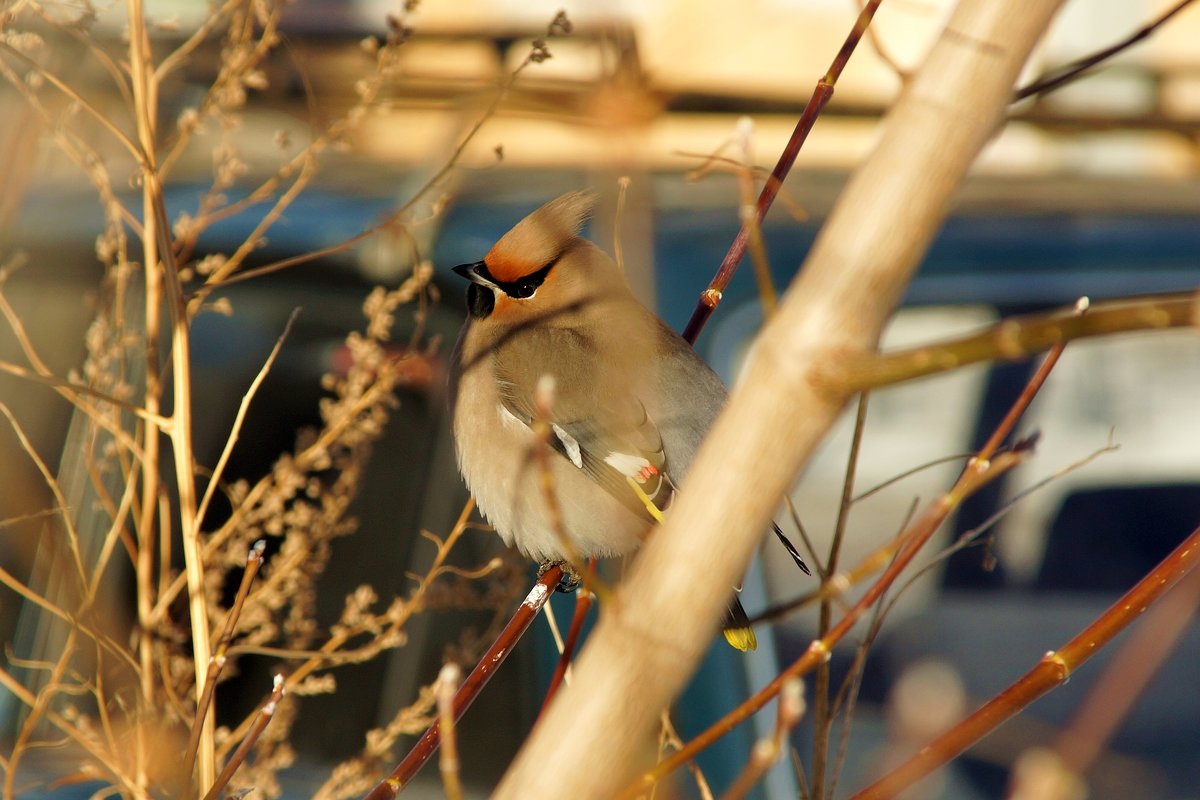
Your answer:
(31, 184), (1193, 311)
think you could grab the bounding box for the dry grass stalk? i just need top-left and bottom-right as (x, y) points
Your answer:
(435, 664), (464, 800)
(0, 1), (550, 797)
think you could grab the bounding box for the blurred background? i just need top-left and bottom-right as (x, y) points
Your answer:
(1, 0), (1198, 797)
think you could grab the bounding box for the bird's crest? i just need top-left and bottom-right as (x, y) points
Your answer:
(486, 191), (595, 283)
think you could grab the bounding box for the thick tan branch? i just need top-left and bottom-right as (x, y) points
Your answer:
(493, 1), (1067, 797)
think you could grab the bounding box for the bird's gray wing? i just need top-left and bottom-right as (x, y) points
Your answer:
(494, 326), (672, 522)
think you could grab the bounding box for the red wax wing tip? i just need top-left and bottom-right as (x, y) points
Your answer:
(637, 465), (659, 483)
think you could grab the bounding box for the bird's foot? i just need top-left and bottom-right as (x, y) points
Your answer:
(538, 561), (582, 593)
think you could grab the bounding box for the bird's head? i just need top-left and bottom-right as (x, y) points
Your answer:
(453, 191), (622, 324)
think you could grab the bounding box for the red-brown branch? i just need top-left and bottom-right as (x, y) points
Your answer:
(363, 565), (563, 799)
(680, 0), (883, 345)
(853, 523), (1200, 799)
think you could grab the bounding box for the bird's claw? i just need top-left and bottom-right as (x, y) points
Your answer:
(538, 561), (582, 593)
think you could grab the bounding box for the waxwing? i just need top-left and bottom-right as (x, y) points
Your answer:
(448, 191), (807, 651)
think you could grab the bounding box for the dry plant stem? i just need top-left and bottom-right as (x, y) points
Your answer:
(152, 315), (427, 624)
(436, 664), (465, 800)
(1013, 0), (1197, 102)
(203, 675), (286, 800)
(854, 522), (1200, 800)
(364, 565), (565, 800)
(182, 542), (266, 790)
(125, 0), (215, 789)
(531, 378), (584, 572)
(0, 52), (142, 237)
(127, 6), (166, 795)
(160, 2), (284, 186)
(0, 664), (135, 796)
(1048, 550), (1200, 778)
(496, 3), (1065, 796)
(198, 28), (564, 299)
(220, 496), (479, 758)
(0, 287), (160, 448)
(0, 404), (88, 585)
(153, 0), (242, 83)
(0, 42), (143, 160)
(618, 449), (1026, 800)
(0, 358), (164, 429)
(193, 310), (300, 534)
(3, 629), (78, 800)
(680, 0), (883, 344)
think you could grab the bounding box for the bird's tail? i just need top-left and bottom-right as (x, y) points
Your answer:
(722, 595), (758, 651)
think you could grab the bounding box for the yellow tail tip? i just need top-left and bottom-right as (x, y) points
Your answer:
(723, 627), (758, 652)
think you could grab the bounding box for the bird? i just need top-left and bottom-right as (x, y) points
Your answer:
(447, 191), (808, 651)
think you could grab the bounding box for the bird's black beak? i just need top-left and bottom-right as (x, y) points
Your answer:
(455, 261), (498, 321)
(452, 261), (494, 287)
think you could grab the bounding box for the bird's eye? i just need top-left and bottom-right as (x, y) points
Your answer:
(512, 282), (536, 299)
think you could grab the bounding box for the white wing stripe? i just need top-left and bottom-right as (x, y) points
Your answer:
(552, 423), (584, 468)
(603, 451), (651, 478)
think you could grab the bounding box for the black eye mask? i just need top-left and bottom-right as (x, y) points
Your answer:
(476, 258), (557, 300)
(455, 253), (562, 320)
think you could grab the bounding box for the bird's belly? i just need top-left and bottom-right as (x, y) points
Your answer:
(454, 398), (647, 563)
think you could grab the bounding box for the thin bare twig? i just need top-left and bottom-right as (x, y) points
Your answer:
(813, 392), (869, 798)
(656, 711), (715, 800)
(218, 497), (485, 760)
(852, 453), (974, 503)
(182, 541), (266, 790)
(1014, 0), (1199, 102)
(0, 41), (145, 163)
(194, 20), (572, 301)
(613, 176), (632, 276)
(203, 674), (286, 800)
(734, 117), (778, 318)
(681, 0), (884, 344)
(193, 309), (300, 535)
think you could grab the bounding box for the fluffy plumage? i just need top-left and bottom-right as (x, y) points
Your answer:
(448, 191), (759, 648)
